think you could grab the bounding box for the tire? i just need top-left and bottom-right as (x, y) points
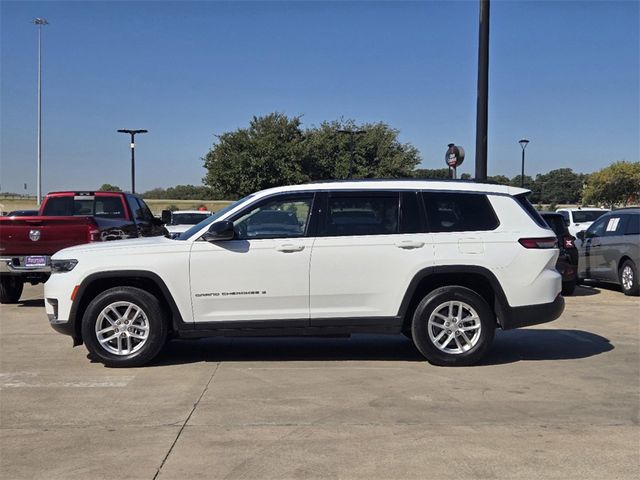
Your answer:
(411, 286), (495, 366)
(0, 277), (24, 304)
(619, 260), (639, 296)
(81, 287), (168, 367)
(562, 280), (576, 296)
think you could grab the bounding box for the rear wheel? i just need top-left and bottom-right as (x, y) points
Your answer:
(81, 287), (168, 367)
(0, 277), (24, 304)
(411, 286), (495, 366)
(620, 260), (639, 296)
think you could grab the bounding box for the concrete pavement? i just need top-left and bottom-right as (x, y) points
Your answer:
(1, 284), (638, 479)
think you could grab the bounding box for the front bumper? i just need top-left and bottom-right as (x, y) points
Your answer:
(498, 294), (565, 330)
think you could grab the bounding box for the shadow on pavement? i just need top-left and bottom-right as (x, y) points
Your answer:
(17, 299), (45, 308)
(480, 329), (613, 366)
(570, 285), (600, 297)
(148, 329), (613, 367)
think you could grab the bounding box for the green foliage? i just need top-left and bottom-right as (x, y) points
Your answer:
(583, 161), (640, 207)
(98, 183), (122, 192)
(413, 168), (451, 179)
(203, 113), (421, 198)
(532, 168), (586, 205)
(141, 184), (224, 200)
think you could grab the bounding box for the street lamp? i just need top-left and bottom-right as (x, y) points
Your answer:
(518, 138), (530, 188)
(32, 17), (48, 206)
(337, 129), (367, 179)
(117, 129), (148, 194)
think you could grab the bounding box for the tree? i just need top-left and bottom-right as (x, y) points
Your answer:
(141, 185), (223, 200)
(413, 168), (451, 179)
(99, 183), (122, 192)
(203, 113), (306, 198)
(531, 168), (586, 205)
(202, 113), (421, 198)
(583, 161), (640, 207)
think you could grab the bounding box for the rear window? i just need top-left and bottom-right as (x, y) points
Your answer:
(42, 195), (125, 218)
(514, 194), (547, 228)
(542, 214), (568, 237)
(573, 210), (607, 223)
(422, 192), (499, 232)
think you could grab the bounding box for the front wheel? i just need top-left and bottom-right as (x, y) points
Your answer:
(411, 286), (495, 366)
(620, 260), (639, 296)
(0, 276), (24, 304)
(81, 287), (168, 367)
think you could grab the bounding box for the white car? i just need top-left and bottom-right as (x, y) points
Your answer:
(45, 180), (564, 367)
(556, 208), (609, 237)
(164, 210), (212, 237)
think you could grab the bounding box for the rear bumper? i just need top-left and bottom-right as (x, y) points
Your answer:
(0, 256), (51, 274)
(499, 294), (565, 330)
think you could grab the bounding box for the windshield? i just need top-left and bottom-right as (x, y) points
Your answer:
(573, 210), (607, 223)
(176, 195), (255, 240)
(171, 213), (211, 225)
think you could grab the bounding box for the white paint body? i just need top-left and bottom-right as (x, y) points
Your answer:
(46, 181), (561, 325)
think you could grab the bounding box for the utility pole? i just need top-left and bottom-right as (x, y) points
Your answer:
(474, 0), (490, 181)
(337, 129), (367, 179)
(32, 18), (48, 206)
(117, 129), (148, 194)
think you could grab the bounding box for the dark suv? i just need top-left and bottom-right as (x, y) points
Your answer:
(576, 208), (640, 296)
(541, 212), (579, 295)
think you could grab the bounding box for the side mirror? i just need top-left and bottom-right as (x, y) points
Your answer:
(160, 210), (172, 224)
(202, 221), (235, 242)
(576, 231), (585, 240)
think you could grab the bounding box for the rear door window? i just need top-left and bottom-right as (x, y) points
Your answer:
(422, 192), (499, 232)
(625, 214), (639, 235)
(322, 193), (399, 236)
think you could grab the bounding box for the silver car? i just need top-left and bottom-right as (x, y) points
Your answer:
(576, 208), (640, 296)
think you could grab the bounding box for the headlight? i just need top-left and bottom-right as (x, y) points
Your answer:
(51, 259), (78, 273)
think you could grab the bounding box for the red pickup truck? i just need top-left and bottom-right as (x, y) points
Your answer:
(0, 191), (167, 303)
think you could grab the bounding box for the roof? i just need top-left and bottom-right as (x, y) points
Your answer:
(255, 179), (528, 197)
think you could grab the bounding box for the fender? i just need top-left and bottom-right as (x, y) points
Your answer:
(68, 270), (190, 338)
(396, 265), (510, 321)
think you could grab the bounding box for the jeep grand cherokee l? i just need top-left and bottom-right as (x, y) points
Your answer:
(44, 180), (564, 367)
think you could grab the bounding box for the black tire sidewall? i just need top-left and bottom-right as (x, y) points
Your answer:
(82, 287), (167, 367)
(562, 280), (576, 296)
(620, 260), (639, 296)
(0, 277), (24, 304)
(411, 286), (495, 366)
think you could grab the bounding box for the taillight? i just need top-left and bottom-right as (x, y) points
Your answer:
(87, 221), (101, 242)
(563, 236), (575, 249)
(518, 237), (558, 249)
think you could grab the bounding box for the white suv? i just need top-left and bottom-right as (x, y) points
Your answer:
(45, 180), (564, 367)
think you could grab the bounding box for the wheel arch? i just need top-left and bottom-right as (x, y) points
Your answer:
(398, 265), (509, 333)
(69, 270), (187, 345)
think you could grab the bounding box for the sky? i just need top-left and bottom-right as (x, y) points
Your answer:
(1, 0), (638, 194)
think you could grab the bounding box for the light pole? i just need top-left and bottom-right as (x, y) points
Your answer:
(337, 129), (367, 179)
(117, 129), (148, 194)
(32, 17), (48, 206)
(519, 138), (530, 188)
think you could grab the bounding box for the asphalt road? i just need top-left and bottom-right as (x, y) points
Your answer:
(1, 283), (638, 479)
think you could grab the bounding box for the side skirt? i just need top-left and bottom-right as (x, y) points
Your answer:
(175, 317), (403, 339)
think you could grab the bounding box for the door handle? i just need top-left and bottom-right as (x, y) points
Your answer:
(395, 240), (425, 249)
(275, 244), (305, 253)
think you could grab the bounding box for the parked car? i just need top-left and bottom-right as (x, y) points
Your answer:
(540, 212), (579, 296)
(556, 208), (609, 237)
(161, 210), (213, 238)
(45, 180), (563, 367)
(575, 208), (640, 296)
(0, 191), (167, 303)
(7, 210), (39, 217)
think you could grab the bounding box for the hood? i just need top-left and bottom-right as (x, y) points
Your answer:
(52, 235), (178, 258)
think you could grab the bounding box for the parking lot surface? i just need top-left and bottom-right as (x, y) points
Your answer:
(1, 284), (638, 479)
